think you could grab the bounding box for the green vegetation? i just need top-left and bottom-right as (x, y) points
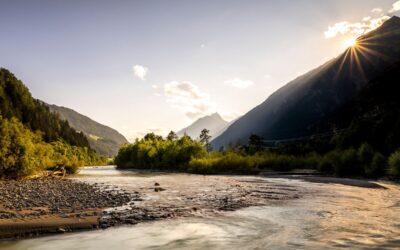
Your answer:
(388, 150), (400, 176)
(0, 116), (106, 178)
(116, 130), (400, 179)
(0, 68), (107, 178)
(114, 133), (207, 170)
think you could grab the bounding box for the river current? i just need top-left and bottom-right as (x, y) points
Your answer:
(1, 166), (399, 249)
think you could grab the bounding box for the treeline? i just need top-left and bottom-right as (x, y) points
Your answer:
(0, 68), (107, 178)
(115, 130), (400, 178)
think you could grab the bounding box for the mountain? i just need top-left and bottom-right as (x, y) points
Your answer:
(319, 61), (400, 154)
(48, 104), (128, 157)
(212, 16), (400, 149)
(177, 113), (229, 139)
(212, 117), (240, 139)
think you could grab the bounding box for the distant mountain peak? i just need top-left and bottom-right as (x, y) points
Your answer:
(177, 113), (228, 139)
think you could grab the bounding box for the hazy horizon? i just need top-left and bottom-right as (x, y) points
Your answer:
(1, 0), (398, 141)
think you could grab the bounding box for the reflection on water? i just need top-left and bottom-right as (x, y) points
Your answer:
(1, 166), (399, 250)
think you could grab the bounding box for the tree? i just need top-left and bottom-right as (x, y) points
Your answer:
(167, 131), (178, 141)
(199, 128), (212, 153)
(248, 134), (264, 154)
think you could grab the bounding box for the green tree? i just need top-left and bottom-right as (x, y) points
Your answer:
(199, 128), (212, 153)
(167, 131), (178, 141)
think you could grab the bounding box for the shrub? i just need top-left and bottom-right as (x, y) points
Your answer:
(365, 152), (386, 178)
(388, 150), (400, 176)
(358, 143), (374, 166)
(318, 150), (341, 174)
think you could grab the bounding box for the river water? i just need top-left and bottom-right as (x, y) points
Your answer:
(1, 166), (400, 249)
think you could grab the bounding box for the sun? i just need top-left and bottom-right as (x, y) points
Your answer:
(345, 38), (357, 48)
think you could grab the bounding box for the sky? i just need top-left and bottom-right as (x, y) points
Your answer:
(0, 0), (399, 141)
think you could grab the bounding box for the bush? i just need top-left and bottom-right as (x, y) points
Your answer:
(365, 152), (386, 178)
(188, 152), (260, 174)
(358, 143), (374, 166)
(388, 150), (400, 176)
(337, 148), (363, 177)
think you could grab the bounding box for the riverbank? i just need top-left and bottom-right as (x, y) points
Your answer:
(0, 167), (307, 240)
(0, 178), (131, 239)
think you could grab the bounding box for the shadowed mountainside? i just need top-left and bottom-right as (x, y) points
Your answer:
(212, 16), (400, 149)
(48, 104), (128, 157)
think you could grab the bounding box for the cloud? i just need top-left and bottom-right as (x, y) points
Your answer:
(164, 81), (215, 119)
(371, 8), (383, 13)
(264, 74), (271, 79)
(324, 15), (390, 38)
(224, 78), (254, 88)
(133, 65), (148, 80)
(389, 1), (400, 13)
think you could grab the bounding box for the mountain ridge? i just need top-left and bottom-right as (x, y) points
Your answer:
(212, 16), (400, 149)
(47, 104), (128, 157)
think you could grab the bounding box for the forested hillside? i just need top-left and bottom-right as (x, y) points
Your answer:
(0, 68), (106, 178)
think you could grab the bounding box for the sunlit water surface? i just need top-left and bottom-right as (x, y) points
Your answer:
(1, 166), (399, 250)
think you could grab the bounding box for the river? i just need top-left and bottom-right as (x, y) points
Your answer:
(1, 166), (399, 249)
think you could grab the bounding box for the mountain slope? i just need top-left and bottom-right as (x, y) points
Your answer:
(320, 61), (400, 154)
(212, 16), (400, 149)
(48, 104), (128, 157)
(177, 113), (228, 139)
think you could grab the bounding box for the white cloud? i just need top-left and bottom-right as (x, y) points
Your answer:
(371, 8), (383, 13)
(164, 81), (215, 119)
(362, 16), (371, 22)
(389, 1), (400, 13)
(324, 15), (390, 39)
(133, 65), (148, 80)
(264, 74), (271, 79)
(224, 78), (254, 88)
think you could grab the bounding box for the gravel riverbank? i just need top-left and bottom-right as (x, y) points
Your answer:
(0, 171), (306, 239)
(0, 178), (132, 239)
